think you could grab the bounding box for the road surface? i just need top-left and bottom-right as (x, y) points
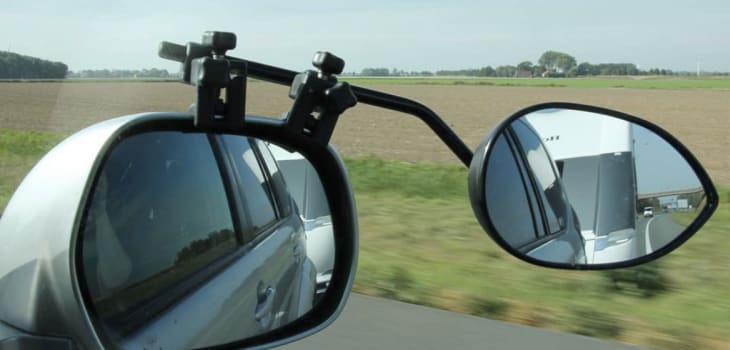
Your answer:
(281, 294), (644, 350)
(635, 213), (686, 255)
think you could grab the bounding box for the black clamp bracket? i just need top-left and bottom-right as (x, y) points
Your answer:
(158, 31), (358, 143)
(285, 52), (357, 145)
(159, 31), (247, 132)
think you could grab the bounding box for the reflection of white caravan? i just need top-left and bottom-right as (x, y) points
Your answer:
(524, 110), (637, 263)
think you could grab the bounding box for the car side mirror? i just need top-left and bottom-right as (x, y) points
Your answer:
(468, 103), (718, 269)
(0, 113), (357, 349)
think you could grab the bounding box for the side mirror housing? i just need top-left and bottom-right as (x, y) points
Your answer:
(0, 112), (358, 349)
(469, 103), (718, 269)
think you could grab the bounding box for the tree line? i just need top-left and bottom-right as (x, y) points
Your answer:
(0, 51), (173, 79)
(0, 51), (68, 79)
(175, 229), (235, 264)
(67, 68), (172, 79)
(356, 50), (687, 78)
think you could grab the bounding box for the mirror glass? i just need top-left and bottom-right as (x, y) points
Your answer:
(481, 108), (706, 265)
(79, 130), (334, 349)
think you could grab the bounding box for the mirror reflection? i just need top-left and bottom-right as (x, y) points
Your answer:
(484, 108), (705, 265)
(79, 130), (333, 349)
(266, 143), (334, 302)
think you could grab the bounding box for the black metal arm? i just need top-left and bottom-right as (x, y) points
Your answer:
(245, 61), (473, 166)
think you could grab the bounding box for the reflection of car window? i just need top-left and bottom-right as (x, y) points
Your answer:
(221, 136), (277, 234)
(255, 140), (282, 179)
(300, 165), (329, 220)
(265, 144), (330, 221)
(486, 134), (539, 247)
(81, 131), (237, 335)
(254, 139), (292, 218)
(511, 121), (566, 234)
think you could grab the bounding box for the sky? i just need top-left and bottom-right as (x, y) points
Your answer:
(632, 124), (702, 195)
(1, 0), (729, 73)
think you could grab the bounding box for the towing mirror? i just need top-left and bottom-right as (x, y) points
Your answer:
(468, 103), (718, 269)
(0, 113), (356, 349)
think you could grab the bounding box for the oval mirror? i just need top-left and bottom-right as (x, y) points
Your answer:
(469, 103), (718, 268)
(78, 130), (335, 348)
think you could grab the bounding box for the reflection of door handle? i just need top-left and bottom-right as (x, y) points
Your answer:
(255, 286), (276, 329)
(293, 245), (302, 264)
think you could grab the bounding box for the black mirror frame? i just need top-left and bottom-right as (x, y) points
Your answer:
(71, 112), (358, 349)
(468, 102), (719, 270)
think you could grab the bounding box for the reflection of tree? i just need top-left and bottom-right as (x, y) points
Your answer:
(636, 198), (661, 213)
(636, 190), (705, 213)
(175, 229), (236, 264)
(94, 228), (237, 336)
(679, 192), (705, 209)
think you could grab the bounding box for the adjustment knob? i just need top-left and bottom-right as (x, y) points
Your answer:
(202, 31), (237, 55)
(312, 51), (344, 76)
(158, 41), (186, 62)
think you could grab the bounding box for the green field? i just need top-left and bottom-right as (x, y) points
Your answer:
(3, 76), (730, 90)
(342, 76), (730, 89)
(0, 129), (66, 210)
(2, 129), (729, 349)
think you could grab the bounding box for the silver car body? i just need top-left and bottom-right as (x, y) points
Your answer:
(267, 143), (335, 292)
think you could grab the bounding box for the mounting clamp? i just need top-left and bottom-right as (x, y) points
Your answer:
(285, 51), (357, 145)
(158, 31), (358, 143)
(159, 31), (247, 132)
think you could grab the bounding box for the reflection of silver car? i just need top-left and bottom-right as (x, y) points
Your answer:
(268, 144), (335, 295)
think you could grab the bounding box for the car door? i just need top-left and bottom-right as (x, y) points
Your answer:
(485, 123), (585, 264)
(508, 120), (585, 264)
(252, 138), (318, 313)
(264, 142), (335, 297)
(79, 130), (311, 349)
(217, 135), (313, 330)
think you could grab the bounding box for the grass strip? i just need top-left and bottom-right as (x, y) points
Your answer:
(342, 77), (730, 90)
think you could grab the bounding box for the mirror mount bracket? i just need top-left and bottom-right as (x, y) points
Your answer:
(159, 31), (247, 133)
(284, 52), (357, 145)
(159, 32), (357, 143)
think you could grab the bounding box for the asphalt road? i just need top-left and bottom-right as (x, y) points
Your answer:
(280, 294), (644, 350)
(635, 214), (686, 255)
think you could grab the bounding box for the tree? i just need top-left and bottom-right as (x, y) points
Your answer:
(594, 63), (639, 76)
(532, 64), (547, 77)
(517, 61), (533, 72)
(576, 62), (596, 76)
(538, 50), (577, 74)
(0, 51), (67, 79)
(360, 67), (391, 76)
(480, 66), (496, 77)
(495, 65), (517, 77)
